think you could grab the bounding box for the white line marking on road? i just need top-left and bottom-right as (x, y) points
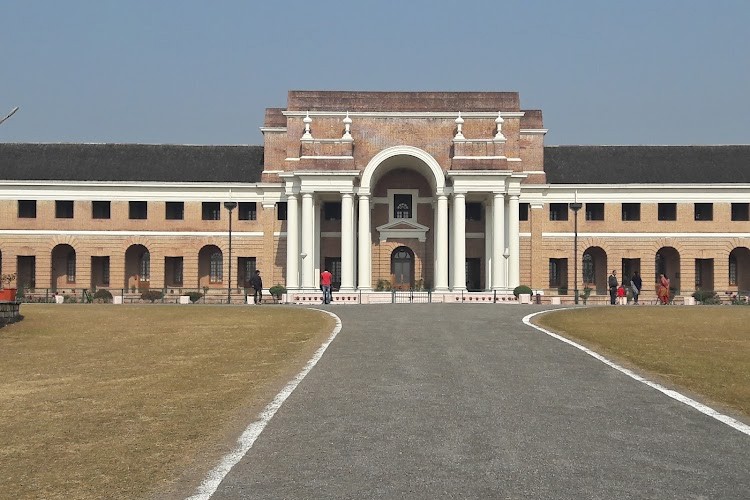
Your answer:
(187, 309), (343, 500)
(523, 309), (750, 437)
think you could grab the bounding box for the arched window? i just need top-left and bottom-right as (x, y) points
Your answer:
(210, 252), (223, 283)
(140, 251), (151, 281)
(393, 194), (412, 219)
(729, 253), (737, 286)
(67, 251), (76, 283)
(582, 253), (594, 284)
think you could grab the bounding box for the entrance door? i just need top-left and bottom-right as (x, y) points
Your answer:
(391, 246), (414, 290)
(466, 258), (481, 291)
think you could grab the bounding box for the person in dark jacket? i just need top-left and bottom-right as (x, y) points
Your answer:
(630, 271), (643, 305)
(249, 269), (263, 305)
(608, 270), (618, 305)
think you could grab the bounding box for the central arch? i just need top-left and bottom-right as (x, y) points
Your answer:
(361, 146), (445, 194)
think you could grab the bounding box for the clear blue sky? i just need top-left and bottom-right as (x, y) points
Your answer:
(2, 0), (748, 146)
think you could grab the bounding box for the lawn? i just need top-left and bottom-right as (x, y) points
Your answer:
(0, 304), (335, 500)
(534, 306), (750, 418)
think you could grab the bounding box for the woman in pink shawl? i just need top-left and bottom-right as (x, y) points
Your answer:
(658, 273), (671, 305)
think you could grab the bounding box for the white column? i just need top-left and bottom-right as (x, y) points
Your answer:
(314, 196), (321, 288)
(492, 193), (506, 290)
(435, 194), (449, 291)
(341, 193), (355, 290)
(508, 194), (520, 288)
(452, 193), (466, 291)
(301, 193), (314, 289)
(357, 194), (372, 290)
(484, 198), (493, 290)
(285, 194), (299, 289)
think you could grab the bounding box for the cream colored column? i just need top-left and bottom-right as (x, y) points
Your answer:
(313, 196), (321, 288)
(285, 194), (299, 290)
(492, 193), (506, 290)
(341, 193), (355, 290)
(435, 194), (449, 291)
(301, 193), (314, 289)
(484, 198), (493, 290)
(452, 193), (466, 291)
(357, 194), (372, 290)
(508, 194), (521, 288)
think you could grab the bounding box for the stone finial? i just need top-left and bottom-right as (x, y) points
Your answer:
(494, 111), (506, 141)
(342, 111), (353, 140)
(454, 112), (465, 140)
(302, 111), (313, 140)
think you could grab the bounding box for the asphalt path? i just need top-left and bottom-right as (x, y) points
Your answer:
(211, 304), (750, 499)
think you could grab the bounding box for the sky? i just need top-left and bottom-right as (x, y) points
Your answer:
(2, 0), (749, 146)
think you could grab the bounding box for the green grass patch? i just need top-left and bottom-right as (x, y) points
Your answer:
(0, 305), (334, 499)
(534, 306), (750, 418)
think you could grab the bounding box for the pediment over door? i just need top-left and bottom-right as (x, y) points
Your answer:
(376, 220), (430, 242)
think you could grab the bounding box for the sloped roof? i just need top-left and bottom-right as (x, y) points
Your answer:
(0, 143), (264, 183)
(544, 145), (750, 184)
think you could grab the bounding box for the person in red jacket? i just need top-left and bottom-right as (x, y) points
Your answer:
(616, 284), (626, 305)
(320, 268), (333, 304)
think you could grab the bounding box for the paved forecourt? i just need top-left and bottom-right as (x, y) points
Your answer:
(211, 304), (749, 499)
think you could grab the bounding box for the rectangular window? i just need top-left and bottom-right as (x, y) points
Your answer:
(519, 203), (529, 221)
(239, 257), (257, 287)
(277, 202), (288, 220)
(129, 201), (148, 220)
(173, 258), (183, 285)
(238, 202), (257, 221)
(18, 200), (37, 218)
(166, 201), (184, 220)
(729, 254), (737, 286)
(549, 258), (568, 288)
(67, 252), (76, 283)
(585, 203), (604, 221)
(324, 202), (342, 221)
(92, 201), (111, 219)
(55, 200), (74, 219)
(694, 203), (713, 221)
(622, 203), (641, 221)
(549, 203), (568, 221)
(202, 202), (221, 220)
(393, 194), (413, 219)
(658, 203), (677, 221)
(102, 258), (110, 285)
(466, 202), (482, 221)
(731, 203), (749, 221)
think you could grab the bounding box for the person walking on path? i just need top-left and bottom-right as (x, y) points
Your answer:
(320, 268), (333, 304)
(608, 270), (618, 305)
(250, 269), (263, 305)
(631, 271), (643, 305)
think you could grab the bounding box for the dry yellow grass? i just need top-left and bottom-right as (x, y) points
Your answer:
(0, 304), (334, 500)
(534, 306), (750, 418)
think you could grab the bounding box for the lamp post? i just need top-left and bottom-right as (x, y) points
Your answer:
(224, 201), (237, 304)
(569, 201), (583, 304)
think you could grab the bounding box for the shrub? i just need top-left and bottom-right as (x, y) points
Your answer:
(187, 292), (203, 303)
(579, 286), (593, 304)
(93, 289), (113, 303)
(141, 290), (164, 303)
(269, 284), (286, 299)
(513, 285), (533, 297)
(375, 279), (392, 291)
(692, 289), (720, 305)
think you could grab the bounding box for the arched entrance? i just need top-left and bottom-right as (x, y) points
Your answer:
(51, 244), (76, 291)
(391, 246), (414, 290)
(729, 247), (750, 292)
(582, 246), (607, 295)
(198, 245), (223, 288)
(125, 244), (150, 291)
(655, 247), (680, 294)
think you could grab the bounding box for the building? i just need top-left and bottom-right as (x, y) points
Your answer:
(1, 90), (749, 303)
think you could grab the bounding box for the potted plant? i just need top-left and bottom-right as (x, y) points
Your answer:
(269, 284), (286, 303)
(0, 273), (17, 302)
